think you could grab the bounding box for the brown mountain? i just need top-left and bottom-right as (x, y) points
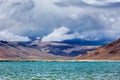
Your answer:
(0, 40), (97, 61)
(31, 40), (97, 57)
(75, 38), (120, 60)
(0, 41), (71, 61)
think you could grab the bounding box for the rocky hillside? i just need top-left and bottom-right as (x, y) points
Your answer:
(0, 40), (97, 61)
(31, 40), (97, 57)
(75, 39), (120, 60)
(0, 41), (70, 61)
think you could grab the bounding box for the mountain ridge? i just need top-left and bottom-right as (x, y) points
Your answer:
(0, 40), (97, 61)
(75, 38), (120, 60)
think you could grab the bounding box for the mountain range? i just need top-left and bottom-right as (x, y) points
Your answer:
(0, 40), (97, 61)
(0, 38), (120, 61)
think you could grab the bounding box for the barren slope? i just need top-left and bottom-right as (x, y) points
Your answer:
(75, 39), (120, 60)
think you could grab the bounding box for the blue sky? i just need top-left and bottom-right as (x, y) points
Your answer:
(0, 0), (120, 44)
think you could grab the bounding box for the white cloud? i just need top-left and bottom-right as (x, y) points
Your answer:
(0, 0), (35, 35)
(82, 0), (120, 5)
(82, 0), (105, 5)
(0, 30), (30, 41)
(41, 26), (101, 42)
(41, 26), (76, 42)
(78, 0), (120, 6)
(56, 0), (120, 8)
(98, 12), (120, 39)
(0, 0), (120, 42)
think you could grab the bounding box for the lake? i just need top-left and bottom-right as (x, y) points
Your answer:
(0, 62), (120, 80)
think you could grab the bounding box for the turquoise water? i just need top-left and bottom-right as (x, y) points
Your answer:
(0, 62), (120, 80)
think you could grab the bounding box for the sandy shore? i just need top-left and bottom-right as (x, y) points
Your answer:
(0, 59), (120, 62)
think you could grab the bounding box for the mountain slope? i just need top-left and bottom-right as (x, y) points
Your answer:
(0, 41), (71, 61)
(31, 40), (98, 57)
(0, 40), (98, 61)
(75, 39), (120, 60)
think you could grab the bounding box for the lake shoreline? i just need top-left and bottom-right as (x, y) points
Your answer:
(0, 59), (120, 62)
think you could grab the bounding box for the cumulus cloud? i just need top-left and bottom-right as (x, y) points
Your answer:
(0, 0), (67, 38)
(41, 26), (75, 42)
(41, 26), (101, 42)
(0, 30), (30, 41)
(54, 0), (120, 41)
(0, 0), (120, 43)
(0, 0), (35, 35)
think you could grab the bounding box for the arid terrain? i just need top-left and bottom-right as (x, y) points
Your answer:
(0, 38), (120, 61)
(75, 39), (120, 60)
(0, 40), (97, 61)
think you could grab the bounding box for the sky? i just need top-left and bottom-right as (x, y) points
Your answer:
(0, 0), (120, 44)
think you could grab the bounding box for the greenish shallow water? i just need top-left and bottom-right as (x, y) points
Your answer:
(0, 62), (120, 80)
